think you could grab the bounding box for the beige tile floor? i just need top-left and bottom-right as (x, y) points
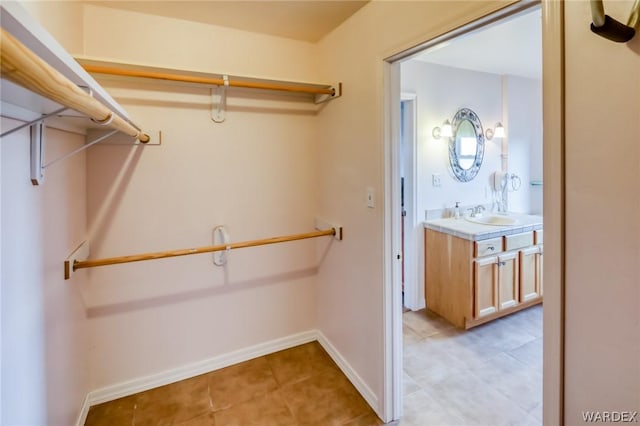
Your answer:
(85, 341), (384, 426)
(86, 306), (541, 426)
(400, 304), (543, 426)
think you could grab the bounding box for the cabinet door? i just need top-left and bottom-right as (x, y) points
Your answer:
(474, 256), (498, 318)
(520, 246), (541, 302)
(498, 252), (519, 309)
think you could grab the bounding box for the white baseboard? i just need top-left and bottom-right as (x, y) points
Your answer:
(77, 328), (380, 425)
(75, 393), (90, 426)
(316, 331), (380, 418)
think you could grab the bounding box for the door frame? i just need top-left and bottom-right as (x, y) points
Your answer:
(399, 93), (421, 311)
(382, 0), (564, 423)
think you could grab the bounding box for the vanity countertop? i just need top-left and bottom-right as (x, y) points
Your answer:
(424, 213), (543, 241)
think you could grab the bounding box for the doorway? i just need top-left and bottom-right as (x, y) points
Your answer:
(384, 4), (556, 423)
(400, 93), (420, 311)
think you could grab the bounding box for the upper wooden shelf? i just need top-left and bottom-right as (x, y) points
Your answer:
(0, 2), (142, 135)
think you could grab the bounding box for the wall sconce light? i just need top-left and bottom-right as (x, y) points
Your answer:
(432, 119), (453, 139)
(485, 122), (505, 140)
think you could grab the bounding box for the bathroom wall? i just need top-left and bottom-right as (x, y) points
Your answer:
(401, 61), (503, 216)
(401, 61), (542, 216)
(81, 5), (322, 390)
(504, 75), (543, 214)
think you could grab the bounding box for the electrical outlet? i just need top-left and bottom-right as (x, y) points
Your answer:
(432, 174), (442, 187)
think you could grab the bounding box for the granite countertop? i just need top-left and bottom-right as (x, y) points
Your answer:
(424, 213), (543, 241)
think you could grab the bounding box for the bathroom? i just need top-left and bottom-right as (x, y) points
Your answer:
(399, 6), (543, 312)
(398, 8), (545, 424)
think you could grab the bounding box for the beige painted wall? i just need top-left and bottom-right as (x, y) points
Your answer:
(21, 0), (84, 55)
(564, 0), (640, 422)
(81, 4), (319, 82)
(80, 5), (323, 390)
(315, 0), (513, 413)
(1, 120), (89, 425)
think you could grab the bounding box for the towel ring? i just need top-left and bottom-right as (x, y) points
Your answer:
(590, 0), (639, 42)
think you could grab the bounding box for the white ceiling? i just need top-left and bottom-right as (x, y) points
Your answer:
(412, 8), (542, 80)
(85, 1), (369, 43)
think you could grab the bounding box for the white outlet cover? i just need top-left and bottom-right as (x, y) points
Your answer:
(366, 187), (375, 208)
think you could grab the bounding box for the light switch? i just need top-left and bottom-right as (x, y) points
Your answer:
(366, 187), (375, 208)
(432, 174), (442, 187)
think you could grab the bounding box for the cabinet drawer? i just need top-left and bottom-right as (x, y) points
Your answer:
(505, 231), (534, 251)
(534, 230), (543, 245)
(475, 237), (504, 257)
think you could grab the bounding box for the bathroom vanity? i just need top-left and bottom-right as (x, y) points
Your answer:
(424, 213), (543, 329)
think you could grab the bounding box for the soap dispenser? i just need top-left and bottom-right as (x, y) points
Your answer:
(454, 201), (461, 219)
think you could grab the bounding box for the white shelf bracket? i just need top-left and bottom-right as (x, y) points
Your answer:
(0, 106), (68, 139)
(315, 82), (342, 104)
(211, 75), (229, 123)
(30, 121), (45, 185)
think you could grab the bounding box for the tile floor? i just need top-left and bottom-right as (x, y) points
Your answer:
(400, 304), (543, 426)
(86, 306), (541, 426)
(84, 341), (384, 426)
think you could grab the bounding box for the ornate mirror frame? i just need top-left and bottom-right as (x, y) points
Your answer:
(449, 108), (485, 182)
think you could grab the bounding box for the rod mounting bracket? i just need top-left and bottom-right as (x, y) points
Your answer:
(315, 217), (343, 241)
(30, 121), (45, 185)
(315, 83), (342, 104)
(64, 240), (90, 280)
(211, 75), (229, 123)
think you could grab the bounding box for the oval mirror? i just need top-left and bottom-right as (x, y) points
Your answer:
(449, 108), (485, 182)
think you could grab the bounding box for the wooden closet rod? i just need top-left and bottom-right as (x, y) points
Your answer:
(0, 28), (150, 142)
(72, 228), (336, 272)
(81, 64), (336, 96)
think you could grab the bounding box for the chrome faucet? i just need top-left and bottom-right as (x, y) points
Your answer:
(469, 205), (485, 217)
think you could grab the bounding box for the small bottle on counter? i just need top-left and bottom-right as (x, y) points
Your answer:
(454, 201), (461, 219)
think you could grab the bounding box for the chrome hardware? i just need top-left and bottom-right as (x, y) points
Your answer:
(468, 205), (486, 218)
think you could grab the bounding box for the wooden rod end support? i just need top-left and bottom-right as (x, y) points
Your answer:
(64, 240), (90, 280)
(315, 218), (342, 241)
(333, 226), (343, 241)
(139, 133), (151, 143)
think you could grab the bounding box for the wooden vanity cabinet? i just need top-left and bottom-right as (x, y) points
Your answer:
(425, 228), (543, 329)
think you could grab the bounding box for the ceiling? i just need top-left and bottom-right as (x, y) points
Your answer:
(413, 8), (542, 80)
(85, 1), (369, 43)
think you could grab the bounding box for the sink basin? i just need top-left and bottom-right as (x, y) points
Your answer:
(465, 215), (518, 226)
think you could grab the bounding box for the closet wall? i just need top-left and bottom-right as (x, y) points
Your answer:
(1, 121), (89, 425)
(2, 3), (89, 425)
(80, 5), (324, 390)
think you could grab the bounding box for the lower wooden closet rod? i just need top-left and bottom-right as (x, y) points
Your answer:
(72, 228), (336, 272)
